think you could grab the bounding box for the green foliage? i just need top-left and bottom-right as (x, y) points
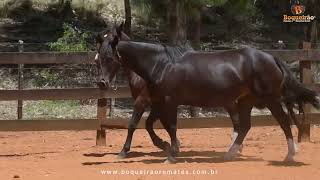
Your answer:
(0, 0), (33, 19)
(224, 0), (256, 18)
(48, 23), (89, 52)
(184, 0), (228, 8)
(34, 23), (94, 89)
(184, 0), (228, 17)
(133, 0), (228, 22)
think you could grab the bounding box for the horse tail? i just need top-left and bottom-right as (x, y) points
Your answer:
(273, 57), (320, 128)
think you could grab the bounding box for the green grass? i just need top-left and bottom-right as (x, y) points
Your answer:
(22, 100), (97, 120)
(0, 100), (97, 120)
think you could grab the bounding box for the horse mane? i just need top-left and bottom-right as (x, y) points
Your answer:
(161, 44), (194, 63)
(119, 31), (193, 62)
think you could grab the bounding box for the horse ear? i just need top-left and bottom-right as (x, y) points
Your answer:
(111, 35), (119, 48)
(116, 22), (124, 38)
(95, 33), (105, 50)
(95, 33), (104, 44)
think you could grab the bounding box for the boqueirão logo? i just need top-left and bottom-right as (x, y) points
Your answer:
(291, 1), (305, 15)
(283, 0), (316, 23)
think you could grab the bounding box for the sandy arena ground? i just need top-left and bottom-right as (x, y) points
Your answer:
(0, 126), (320, 180)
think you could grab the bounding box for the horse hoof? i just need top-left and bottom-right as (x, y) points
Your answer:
(238, 144), (244, 154)
(117, 152), (128, 159)
(284, 155), (295, 162)
(176, 139), (181, 148)
(164, 157), (177, 164)
(164, 142), (171, 152)
(224, 153), (236, 161)
(224, 144), (240, 161)
(172, 150), (179, 157)
(158, 141), (170, 151)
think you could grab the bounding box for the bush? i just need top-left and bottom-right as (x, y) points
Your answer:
(0, 0), (34, 19)
(48, 23), (90, 52)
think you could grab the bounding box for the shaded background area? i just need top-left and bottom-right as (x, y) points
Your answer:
(0, 0), (320, 120)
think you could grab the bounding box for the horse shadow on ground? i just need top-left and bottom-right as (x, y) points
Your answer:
(0, 151), (59, 157)
(267, 160), (309, 167)
(83, 152), (119, 157)
(83, 149), (222, 158)
(82, 150), (263, 165)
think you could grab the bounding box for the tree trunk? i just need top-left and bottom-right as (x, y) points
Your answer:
(124, 0), (132, 36)
(191, 8), (201, 50)
(189, 7), (202, 117)
(304, 0), (318, 47)
(167, 0), (187, 45)
(310, 20), (318, 46)
(167, 1), (200, 117)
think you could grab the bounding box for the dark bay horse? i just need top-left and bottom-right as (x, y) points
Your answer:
(95, 31), (189, 159)
(95, 27), (243, 161)
(103, 27), (319, 163)
(95, 28), (242, 158)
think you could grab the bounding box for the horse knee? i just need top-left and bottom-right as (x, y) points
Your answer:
(146, 122), (154, 134)
(128, 123), (138, 130)
(128, 117), (141, 130)
(146, 116), (157, 130)
(241, 123), (251, 133)
(134, 97), (150, 111)
(168, 125), (177, 133)
(146, 120), (152, 130)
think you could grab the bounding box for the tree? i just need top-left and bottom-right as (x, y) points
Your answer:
(132, 0), (228, 45)
(124, 0), (132, 36)
(168, 0), (229, 46)
(304, 0), (319, 45)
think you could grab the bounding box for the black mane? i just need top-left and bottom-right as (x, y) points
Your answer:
(161, 44), (194, 62)
(121, 41), (193, 63)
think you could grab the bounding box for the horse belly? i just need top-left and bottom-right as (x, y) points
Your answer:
(174, 86), (243, 107)
(167, 59), (250, 107)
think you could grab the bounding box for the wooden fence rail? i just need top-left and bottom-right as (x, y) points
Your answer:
(0, 49), (320, 64)
(0, 48), (319, 145)
(0, 87), (131, 100)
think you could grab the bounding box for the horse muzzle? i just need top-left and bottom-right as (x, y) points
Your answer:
(97, 79), (110, 89)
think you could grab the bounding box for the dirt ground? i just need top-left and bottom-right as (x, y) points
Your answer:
(0, 126), (320, 180)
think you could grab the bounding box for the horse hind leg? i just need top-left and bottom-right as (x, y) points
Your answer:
(267, 102), (297, 162)
(159, 104), (179, 164)
(224, 103), (253, 161)
(145, 104), (171, 151)
(226, 107), (243, 153)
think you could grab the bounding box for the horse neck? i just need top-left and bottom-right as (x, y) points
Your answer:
(123, 67), (136, 85)
(118, 41), (172, 85)
(119, 34), (136, 83)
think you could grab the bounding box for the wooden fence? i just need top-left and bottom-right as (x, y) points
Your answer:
(0, 47), (319, 145)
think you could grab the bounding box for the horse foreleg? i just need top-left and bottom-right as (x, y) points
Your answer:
(118, 107), (144, 159)
(224, 103), (252, 161)
(267, 102), (297, 162)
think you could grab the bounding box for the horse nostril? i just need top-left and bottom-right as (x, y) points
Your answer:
(98, 79), (109, 89)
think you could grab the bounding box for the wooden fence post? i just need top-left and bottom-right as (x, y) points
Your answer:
(96, 98), (107, 146)
(17, 40), (24, 120)
(298, 41), (312, 142)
